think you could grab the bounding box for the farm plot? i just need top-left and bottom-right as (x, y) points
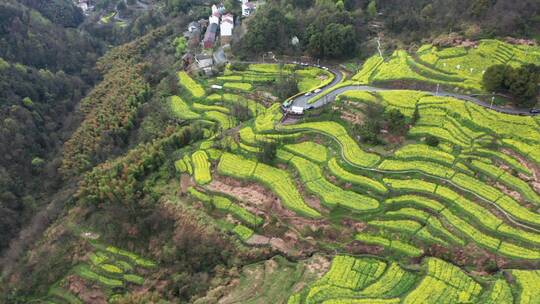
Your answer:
(393, 144), (456, 166)
(356, 40), (540, 92)
(191, 151), (212, 185)
(224, 82), (252, 91)
(169, 95), (200, 120)
(296, 67), (334, 92)
(233, 224), (254, 241)
(378, 159), (455, 178)
(382, 177), (540, 258)
(283, 141), (328, 163)
(178, 71), (205, 98)
(206, 93), (265, 116)
(282, 121), (381, 167)
(204, 110), (236, 129)
(288, 255), (526, 304)
(355, 234), (424, 257)
(46, 242), (155, 303)
(511, 270), (540, 304)
(287, 155), (379, 212)
(468, 159), (540, 205)
(327, 158), (387, 194)
(217, 153), (320, 217)
(403, 258), (482, 304)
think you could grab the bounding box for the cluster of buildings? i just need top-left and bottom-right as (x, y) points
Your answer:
(75, 0), (94, 14)
(182, 2), (258, 75)
(241, 0), (256, 17)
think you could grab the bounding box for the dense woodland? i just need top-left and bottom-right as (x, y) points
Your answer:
(0, 0), (102, 254)
(235, 0), (540, 59)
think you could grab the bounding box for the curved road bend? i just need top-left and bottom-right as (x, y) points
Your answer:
(288, 67), (538, 116)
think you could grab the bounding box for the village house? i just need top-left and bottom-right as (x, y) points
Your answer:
(220, 14), (234, 46)
(195, 54), (214, 75)
(241, 0), (255, 17)
(203, 10), (221, 49)
(188, 21), (200, 33)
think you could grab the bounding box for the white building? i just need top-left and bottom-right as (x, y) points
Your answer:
(209, 12), (220, 25)
(290, 106), (304, 115)
(220, 14), (234, 45)
(242, 1), (256, 17)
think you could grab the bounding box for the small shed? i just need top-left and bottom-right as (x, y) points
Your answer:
(242, 2), (256, 16)
(290, 106), (304, 115)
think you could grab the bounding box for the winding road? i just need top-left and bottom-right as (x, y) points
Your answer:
(287, 66), (539, 116)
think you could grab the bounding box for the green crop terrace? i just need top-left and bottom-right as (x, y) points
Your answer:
(141, 51), (540, 303)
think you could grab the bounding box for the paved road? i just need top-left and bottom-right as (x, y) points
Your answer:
(287, 66), (539, 116)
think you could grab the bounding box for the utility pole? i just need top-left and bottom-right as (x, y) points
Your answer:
(436, 84), (440, 96)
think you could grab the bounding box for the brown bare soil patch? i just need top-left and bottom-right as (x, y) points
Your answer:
(207, 177), (274, 209)
(346, 240), (385, 255)
(65, 275), (107, 304)
(304, 255), (331, 279)
(502, 148), (540, 183)
(246, 234), (271, 246)
(179, 174), (194, 194)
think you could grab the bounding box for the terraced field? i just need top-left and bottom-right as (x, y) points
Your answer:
(353, 39), (540, 93)
(45, 241), (156, 304)
(285, 254), (540, 304)
(168, 55), (540, 302)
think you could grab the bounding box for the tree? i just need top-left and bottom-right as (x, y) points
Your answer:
(384, 109), (407, 134)
(367, 0), (377, 18)
(307, 23), (357, 58)
(258, 142), (277, 164)
(117, 0), (127, 11)
(505, 64), (539, 106)
(425, 135), (440, 147)
(274, 75), (299, 99)
(336, 0), (345, 11)
(231, 103), (252, 122)
(483, 64), (539, 107)
(356, 103), (384, 144)
(172, 36), (187, 58)
(483, 64), (506, 93)
(411, 104), (420, 125)
(238, 6), (293, 54)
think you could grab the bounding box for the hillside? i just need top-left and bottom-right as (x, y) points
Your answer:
(0, 0), (539, 303)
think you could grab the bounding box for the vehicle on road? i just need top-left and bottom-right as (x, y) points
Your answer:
(304, 92), (312, 96)
(313, 88), (322, 93)
(530, 109), (540, 114)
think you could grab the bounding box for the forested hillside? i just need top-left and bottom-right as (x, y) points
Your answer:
(235, 0), (540, 58)
(0, 0), (104, 254)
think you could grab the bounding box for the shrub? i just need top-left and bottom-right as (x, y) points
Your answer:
(425, 136), (440, 147)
